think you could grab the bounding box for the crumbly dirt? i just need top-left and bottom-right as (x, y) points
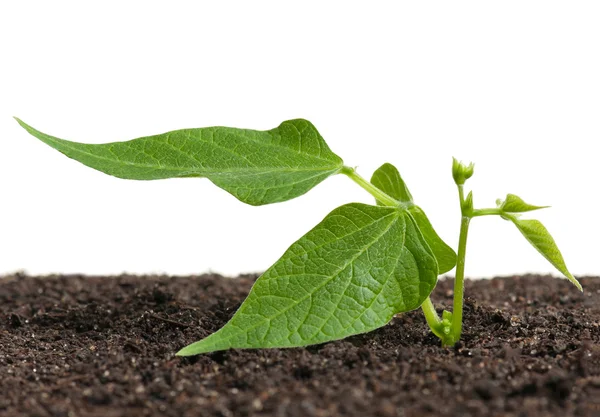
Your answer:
(0, 273), (599, 417)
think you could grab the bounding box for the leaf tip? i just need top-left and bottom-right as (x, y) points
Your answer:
(176, 340), (217, 356)
(175, 345), (196, 357)
(14, 117), (33, 133)
(563, 271), (583, 292)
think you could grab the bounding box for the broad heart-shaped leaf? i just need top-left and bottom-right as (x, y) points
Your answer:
(16, 118), (343, 206)
(510, 217), (582, 291)
(370, 163), (457, 274)
(177, 203), (438, 355)
(498, 194), (549, 213)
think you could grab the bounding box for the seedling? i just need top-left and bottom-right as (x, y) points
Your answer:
(15, 118), (581, 354)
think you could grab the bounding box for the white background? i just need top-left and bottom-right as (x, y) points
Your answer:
(1, 1), (598, 279)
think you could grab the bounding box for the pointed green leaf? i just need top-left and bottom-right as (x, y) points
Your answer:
(370, 162), (413, 203)
(16, 118), (343, 206)
(510, 218), (582, 291)
(499, 194), (549, 213)
(370, 163), (457, 274)
(177, 203), (438, 355)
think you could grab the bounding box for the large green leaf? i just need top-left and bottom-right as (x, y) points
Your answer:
(509, 217), (582, 291)
(177, 203), (438, 355)
(370, 163), (457, 274)
(16, 118), (343, 206)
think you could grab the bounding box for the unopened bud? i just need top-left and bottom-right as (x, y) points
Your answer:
(462, 191), (474, 213)
(452, 158), (475, 185)
(442, 310), (453, 323)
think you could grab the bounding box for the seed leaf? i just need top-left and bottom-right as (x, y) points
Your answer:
(509, 217), (582, 291)
(499, 194), (549, 213)
(15, 118), (343, 206)
(370, 163), (457, 274)
(177, 203), (438, 355)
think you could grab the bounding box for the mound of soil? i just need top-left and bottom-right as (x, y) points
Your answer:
(0, 273), (599, 417)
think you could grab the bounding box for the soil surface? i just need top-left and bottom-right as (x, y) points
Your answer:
(1, 273), (599, 417)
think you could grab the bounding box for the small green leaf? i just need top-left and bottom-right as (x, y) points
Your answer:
(370, 162), (413, 203)
(16, 118), (343, 206)
(370, 163), (457, 274)
(177, 203), (438, 355)
(510, 217), (582, 291)
(499, 194), (549, 213)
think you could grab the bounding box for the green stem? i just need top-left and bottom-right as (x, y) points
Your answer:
(449, 205), (508, 345)
(421, 297), (444, 338)
(341, 166), (401, 207)
(436, 195), (505, 345)
(447, 209), (471, 345)
(471, 207), (503, 217)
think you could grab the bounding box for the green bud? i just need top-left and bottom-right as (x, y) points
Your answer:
(442, 310), (453, 322)
(452, 157), (475, 185)
(462, 191), (474, 213)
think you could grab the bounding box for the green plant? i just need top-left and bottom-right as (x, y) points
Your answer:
(15, 117), (582, 354)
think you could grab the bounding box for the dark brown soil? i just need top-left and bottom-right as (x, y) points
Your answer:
(1, 273), (599, 417)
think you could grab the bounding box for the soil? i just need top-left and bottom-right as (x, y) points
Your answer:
(0, 273), (599, 417)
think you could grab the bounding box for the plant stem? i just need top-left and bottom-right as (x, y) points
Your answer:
(440, 200), (512, 345)
(341, 166), (401, 207)
(471, 207), (503, 217)
(447, 207), (471, 345)
(421, 297), (444, 338)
